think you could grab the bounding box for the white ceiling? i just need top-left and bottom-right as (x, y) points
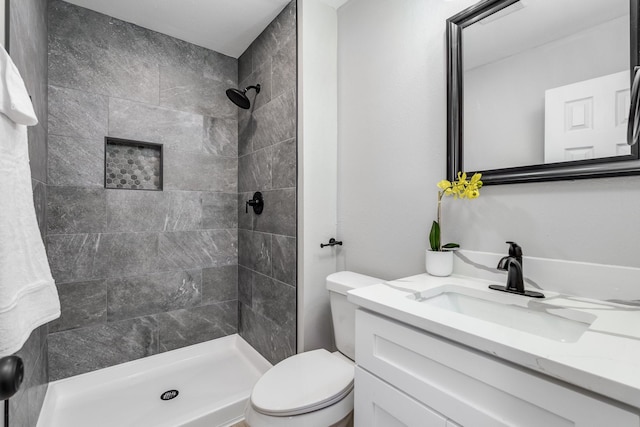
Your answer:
(63, 0), (293, 58)
(317, 0), (351, 9)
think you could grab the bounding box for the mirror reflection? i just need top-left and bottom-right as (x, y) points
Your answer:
(463, 0), (630, 172)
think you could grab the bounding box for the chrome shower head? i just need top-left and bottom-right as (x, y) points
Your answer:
(226, 84), (261, 109)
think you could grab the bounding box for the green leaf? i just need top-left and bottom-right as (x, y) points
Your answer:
(442, 243), (460, 250)
(429, 221), (440, 251)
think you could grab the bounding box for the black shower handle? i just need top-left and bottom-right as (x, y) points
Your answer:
(246, 192), (264, 215)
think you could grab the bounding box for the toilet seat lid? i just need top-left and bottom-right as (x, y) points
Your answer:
(251, 349), (354, 417)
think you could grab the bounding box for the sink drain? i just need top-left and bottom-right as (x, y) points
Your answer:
(160, 390), (179, 401)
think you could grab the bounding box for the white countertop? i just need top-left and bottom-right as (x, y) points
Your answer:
(348, 273), (640, 409)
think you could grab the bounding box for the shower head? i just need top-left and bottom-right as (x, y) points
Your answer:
(226, 84), (261, 109)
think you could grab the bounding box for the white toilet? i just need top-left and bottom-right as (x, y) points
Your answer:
(244, 271), (382, 427)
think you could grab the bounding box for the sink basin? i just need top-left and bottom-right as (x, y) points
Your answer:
(410, 285), (596, 343)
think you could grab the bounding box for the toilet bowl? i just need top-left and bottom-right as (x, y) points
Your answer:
(244, 350), (355, 427)
(244, 272), (383, 427)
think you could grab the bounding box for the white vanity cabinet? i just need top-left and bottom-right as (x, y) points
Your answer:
(355, 367), (448, 426)
(354, 309), (640, 427)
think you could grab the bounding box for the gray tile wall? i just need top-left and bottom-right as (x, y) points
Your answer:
(237, 2), (297, 365)
(7, 0), (50, 425)
(46, 0), (240, 380)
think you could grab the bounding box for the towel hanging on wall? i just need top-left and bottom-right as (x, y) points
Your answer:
(0, 44), (60, 357)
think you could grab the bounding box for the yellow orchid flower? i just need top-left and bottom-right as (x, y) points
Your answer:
(465, 187), (480, 199)
(457, 171), (466, 181)
(435, 172), (482, 200)
(431, 171), (482, 251)
(437, 180), (453, 195)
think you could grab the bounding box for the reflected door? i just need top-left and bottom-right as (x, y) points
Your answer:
(544, 70), (631, 163)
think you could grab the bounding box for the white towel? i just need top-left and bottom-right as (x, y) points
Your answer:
(0, 45), (60, 357)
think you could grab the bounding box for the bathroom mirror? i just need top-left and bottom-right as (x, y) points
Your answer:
(447, 0), (640, 184)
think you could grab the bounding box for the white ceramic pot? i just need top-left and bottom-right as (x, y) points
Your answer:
(425, 250), (453, 277)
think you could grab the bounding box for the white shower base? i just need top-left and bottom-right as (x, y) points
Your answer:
(36, 334), (271, 427)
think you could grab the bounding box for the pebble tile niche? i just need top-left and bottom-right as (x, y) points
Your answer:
(105, 138), (163, 190)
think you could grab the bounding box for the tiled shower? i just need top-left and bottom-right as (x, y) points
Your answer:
(6, 0), (297, 423)
(237, 4), (297, 364)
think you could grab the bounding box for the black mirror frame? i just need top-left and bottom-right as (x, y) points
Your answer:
(447, 0), (640, 185)
(3, 0), (9, 53)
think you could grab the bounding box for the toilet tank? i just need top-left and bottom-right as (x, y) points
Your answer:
(326, 271), (383, 360)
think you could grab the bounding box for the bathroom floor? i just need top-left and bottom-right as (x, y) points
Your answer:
(230, 422), (249, 427)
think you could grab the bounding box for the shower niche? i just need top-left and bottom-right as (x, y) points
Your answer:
(104, 137), (163, 191)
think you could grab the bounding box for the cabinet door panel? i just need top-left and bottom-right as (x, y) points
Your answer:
(355, 367), (447, 427)
(356, 310), (640, 427)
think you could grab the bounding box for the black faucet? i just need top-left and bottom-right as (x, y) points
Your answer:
(496, 256), (524, 293)
(505, 241), (522, 272)
(489, 242), (545, 298)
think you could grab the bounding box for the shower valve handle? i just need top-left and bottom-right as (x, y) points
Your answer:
(246, 192), (264, 215)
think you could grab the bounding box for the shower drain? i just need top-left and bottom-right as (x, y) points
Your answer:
(160, 390), (179, 401)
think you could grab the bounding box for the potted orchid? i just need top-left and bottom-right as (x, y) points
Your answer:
(426, 171), (482, 276)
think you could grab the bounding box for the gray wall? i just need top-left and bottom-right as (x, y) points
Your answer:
(46, 0), (239, 380)
(337, 0), (640, 282)
(237, 2), (297, 365)
(7, 0), (50, 425)
(337, 0), (447, 280)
